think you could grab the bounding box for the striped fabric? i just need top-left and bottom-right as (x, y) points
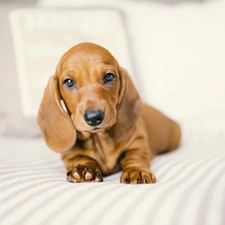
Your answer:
(1, 111), (225, 225)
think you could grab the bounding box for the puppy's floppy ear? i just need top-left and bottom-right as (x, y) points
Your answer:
(108, 67), (143, 142)
(38, 75), (76, 153)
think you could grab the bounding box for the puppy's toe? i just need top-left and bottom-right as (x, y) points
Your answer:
(94, 169), (103, 182)
(142, 171), (156, 184)
(67, 171), (74, 182)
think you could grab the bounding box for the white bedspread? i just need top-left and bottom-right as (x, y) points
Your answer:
(1, 111), (225, 225)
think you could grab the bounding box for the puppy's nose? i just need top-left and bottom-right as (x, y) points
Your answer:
(84, 110), (104, 126)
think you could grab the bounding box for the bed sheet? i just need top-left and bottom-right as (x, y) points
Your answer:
(1, 111), (225, 225)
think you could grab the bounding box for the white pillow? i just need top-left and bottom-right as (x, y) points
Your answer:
(3, 7), (132, 136)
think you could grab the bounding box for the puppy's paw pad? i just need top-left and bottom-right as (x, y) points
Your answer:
(85, 170), (93, 180)
(67, 164), (103, 183)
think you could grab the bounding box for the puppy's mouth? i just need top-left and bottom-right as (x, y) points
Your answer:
(90, 125), (111, 133)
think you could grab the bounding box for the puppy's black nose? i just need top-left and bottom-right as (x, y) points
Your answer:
(84, 110), (104, 126)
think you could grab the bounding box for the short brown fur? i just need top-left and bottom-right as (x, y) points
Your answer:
(38, 42), (181, 184)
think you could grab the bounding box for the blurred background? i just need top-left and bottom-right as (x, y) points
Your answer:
(0, 0), (225, 137)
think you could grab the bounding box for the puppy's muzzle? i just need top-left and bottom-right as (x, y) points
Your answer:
(84, 110), (104, 126)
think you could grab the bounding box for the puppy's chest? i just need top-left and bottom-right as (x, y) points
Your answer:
(81, 132), (121, 174)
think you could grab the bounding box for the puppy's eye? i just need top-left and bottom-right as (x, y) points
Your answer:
(64, 79), (75, 89)
(103, 73), (115, 84)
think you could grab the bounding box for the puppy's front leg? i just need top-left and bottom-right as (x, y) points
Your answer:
(120, 149), (156, 184)
(65, 155), (103, 183)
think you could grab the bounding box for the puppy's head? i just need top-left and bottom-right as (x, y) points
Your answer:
(58, 43), (120, 133)
(38, 43), (142, 152)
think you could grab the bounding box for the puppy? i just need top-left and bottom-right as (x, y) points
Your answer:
(38, 42), (181, 184)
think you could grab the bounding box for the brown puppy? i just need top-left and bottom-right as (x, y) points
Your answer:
(38, 42), (181, 184)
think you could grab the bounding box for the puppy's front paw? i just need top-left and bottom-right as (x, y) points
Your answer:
(120, 168), (156, 184)
(67, 164), (103, 183)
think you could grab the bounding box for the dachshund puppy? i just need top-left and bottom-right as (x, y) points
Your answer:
(38, 42), (181, 184)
